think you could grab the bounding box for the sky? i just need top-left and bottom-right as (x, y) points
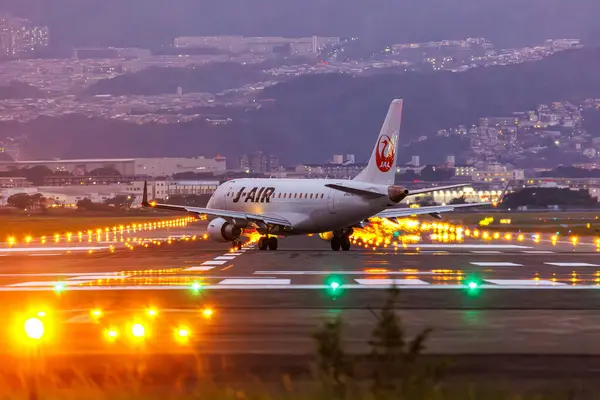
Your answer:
(1, 0), (600, 49)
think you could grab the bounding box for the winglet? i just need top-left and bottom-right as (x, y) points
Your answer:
(141, 181), (149, 207)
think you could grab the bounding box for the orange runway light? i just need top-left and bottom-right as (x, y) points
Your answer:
(24, 318), (44, 340)
(202, 308), (214, 318)
(104, 328), (118, 341)
(131, 323), (145, 338)
(146, 308), (158, 318)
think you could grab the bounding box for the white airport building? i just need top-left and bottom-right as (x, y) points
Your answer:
(0, 156), (226, 177)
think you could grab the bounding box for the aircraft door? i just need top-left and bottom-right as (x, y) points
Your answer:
(327, 189), (336, 214)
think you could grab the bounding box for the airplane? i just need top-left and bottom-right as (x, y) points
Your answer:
(142, 99), (488, 251)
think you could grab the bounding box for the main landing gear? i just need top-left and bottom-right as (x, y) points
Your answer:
(258, 236), (278, 251)
(232, 238), (242, 251)
(330, 228), (353, 251)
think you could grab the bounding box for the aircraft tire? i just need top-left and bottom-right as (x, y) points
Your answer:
(268, 237), (278, 250)
(331, 237), (341, 251)
(258, 238), (268, 251)
(341, 237), (351, 251)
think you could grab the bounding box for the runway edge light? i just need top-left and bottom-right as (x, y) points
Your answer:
(325, 275), (344, 297)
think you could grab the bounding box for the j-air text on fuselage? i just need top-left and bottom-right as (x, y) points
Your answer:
(142, 99), (489, 251)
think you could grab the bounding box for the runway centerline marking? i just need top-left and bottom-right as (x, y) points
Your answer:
(215, 256), (236, 260)
(201, 260), (228, 266)
(218, 279), (291, 285)
(184, 266), (215, 272)
(523, 251), (555, 254)
(485, 279), (567, 286)
(470, 262), (523, 267)
(544, 262), (600, 267)
(470, 251), (502, 254)
(253, 270), (436, 275)
(355, 279), (430, 285)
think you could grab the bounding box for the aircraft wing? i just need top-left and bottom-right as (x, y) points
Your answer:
(374, 202), (491, 219)
(408, 183), (471, 196)
(141, 182), (292, 228)
(145, 201), (293, 228)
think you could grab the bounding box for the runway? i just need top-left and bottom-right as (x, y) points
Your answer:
(2, 225), (600, 362)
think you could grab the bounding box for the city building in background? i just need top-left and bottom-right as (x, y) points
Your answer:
(174, 35), (340, 56)
(0, 14), (49, 59)
(240, 151), (280, 174)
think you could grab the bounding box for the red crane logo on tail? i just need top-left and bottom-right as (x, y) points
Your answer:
(375, 134), (395, 172)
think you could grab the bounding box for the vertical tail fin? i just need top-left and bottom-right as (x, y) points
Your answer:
(353, 99), (403, 185)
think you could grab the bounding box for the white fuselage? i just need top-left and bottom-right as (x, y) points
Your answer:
(206, 178), (394, 235)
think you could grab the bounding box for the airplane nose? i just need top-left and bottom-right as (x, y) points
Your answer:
(388, 185), (409, 203)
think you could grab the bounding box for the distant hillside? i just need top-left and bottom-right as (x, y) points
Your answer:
(7, 47), (600, 165)
(84, 63), (266, 96)
(249, 47), (600, 163)
(0, 81), (45, 99)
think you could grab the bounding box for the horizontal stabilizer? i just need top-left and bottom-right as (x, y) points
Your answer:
(325, 184), (386, 199)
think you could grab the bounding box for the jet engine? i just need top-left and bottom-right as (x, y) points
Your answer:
(318, 232), (334, 241)
(207, 217), (243, 243)
(388, 185), (409, 203)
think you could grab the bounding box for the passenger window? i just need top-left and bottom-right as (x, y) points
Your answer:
(278, 193), (281, 198)
(294, 193), (297, 199)
(310, 193), (313, 199)
(320, 193), (324, 199)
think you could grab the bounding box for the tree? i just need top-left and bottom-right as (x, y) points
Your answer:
(76, 198), (94, 210)
(89, 167), (121, 176)
(502, 187), (597, 208)
(22, 165), (54, 186)
(7, 193), (32, 210)
(105, 195), (134, 209)
(449, 196), (467, 205)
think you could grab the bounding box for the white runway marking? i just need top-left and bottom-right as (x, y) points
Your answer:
(8, 280), (95, 287)
(184, 266), (215, 272)
(215, 256), (236, 260)
(1, 284), (599, 291)
(253, 270), (436, 275)
(522, 251), (554, 254)
(201, 260), (228, 266)
(355, 279), (430, 285)
(402, 244), (531, 249)
(218, 279), (291, 285)
(229, 253), (243, 256)
(470, 251), (502, 254)
(485, 279), (567, 286)
(29, 253), (62, 257)
(544, 262), (600, 267)
(470, 262), (523, 267)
